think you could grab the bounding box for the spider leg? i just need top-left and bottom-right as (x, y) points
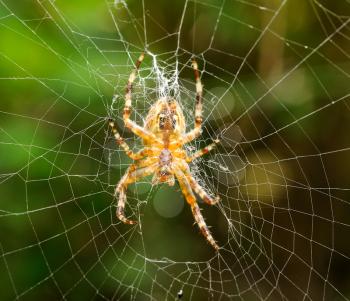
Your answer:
(178, 160), (220, 205)
(188, 175), (220, 206)
(174, 168), (219, 250)
(123, 53), (161, 144)
(124, 53), (144, 121)
(182, 59), (203, 144)
(109, 119), (147, 160)
(116, 162), (157, 224)
(186, 139), (220, 163)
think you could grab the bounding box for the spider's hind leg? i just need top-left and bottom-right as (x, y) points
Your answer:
(188, 175), (220, 206)
(191, 202), (219, 251)
(179, 160), (220, 205)
(174, 169), (219, 251)
(115, 162), (157, 224)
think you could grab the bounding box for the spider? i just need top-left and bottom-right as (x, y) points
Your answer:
(108, 53), (220, 250)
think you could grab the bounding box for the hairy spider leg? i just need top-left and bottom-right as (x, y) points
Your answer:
(191, 203), (219, 250)
(116, 161), (157, 224)
(123, 53), (144, 120)
(182, 59), (204, 144)
(187, 174), (220, 206)
(186, 139), (220, 162)
(108, 119), (147, 160)
(174, 168), (219, 250)
(123, 53), (161, 145)
(178, 160), (220, 205)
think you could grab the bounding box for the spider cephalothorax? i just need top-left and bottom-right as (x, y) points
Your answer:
(109, 54), (220, 250)
(144, 98), (185, 136)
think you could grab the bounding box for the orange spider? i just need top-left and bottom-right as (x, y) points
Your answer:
(108, 53), (220, 250)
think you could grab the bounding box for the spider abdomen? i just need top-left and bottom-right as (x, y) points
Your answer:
(159, 148), (172, 166)
(153, 148), (175, 186)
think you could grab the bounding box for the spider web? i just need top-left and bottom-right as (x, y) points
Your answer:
(0, 0), (350, 300)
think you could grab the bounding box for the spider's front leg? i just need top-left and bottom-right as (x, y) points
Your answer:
(182, 59), (204, 145)
(116, 160), (157, 224)
(123, 53), (161, 144)
(174, 168), (219, 250)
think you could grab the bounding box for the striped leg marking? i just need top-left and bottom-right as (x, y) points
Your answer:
(116, 163), (156, 224)
(116, 188), (135, 225)
(182, 59), (204, 144)
(108, 119), (146, 160)
(187, 175), (220, 206)
(178, 160), (220, 206)
(123, 53), (145, 120)
(186, 139), (220, 162)
(192, 59), (203, 129)
(191, 202), (219, 251)
(124, 118), (161, 144)
(175, 169), (219, 250)
(121, 53), (161, 143)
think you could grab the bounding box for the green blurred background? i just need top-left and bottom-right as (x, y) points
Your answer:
(1, 0), (350, 300)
